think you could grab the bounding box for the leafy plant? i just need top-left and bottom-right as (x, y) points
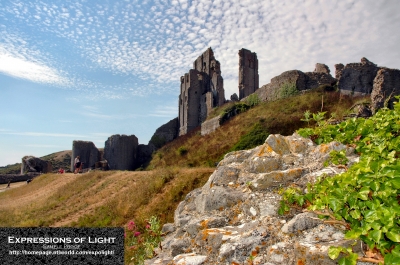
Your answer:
(279, 82), (298, 99)
(280, 98), (400, 264)
(245, 93), (261, 107)
(125, 216), (163, 265)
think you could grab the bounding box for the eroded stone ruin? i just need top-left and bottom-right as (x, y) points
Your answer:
(21, 156), (52, 174)
(70, 140), (101, 172)
(178, 47), (225, 136)
(238, 48), (259, 100)
(104, 134), (138, 171)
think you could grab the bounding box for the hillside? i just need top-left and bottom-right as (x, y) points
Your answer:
(0, 150), (72, 174)
(0, 89), (375, 264)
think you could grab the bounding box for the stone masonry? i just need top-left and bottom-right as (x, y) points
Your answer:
(255, 64), (335, 102)
(71, 140), (100, 172)
(178, 47), (225, 136)
(371, 67), (400, 112)
(336, 57), (379, 95)
(104, 134), (138, 170)
(238, 48), (259, 100)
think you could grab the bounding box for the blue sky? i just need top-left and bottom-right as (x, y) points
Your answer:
(1, 0), (400, 166)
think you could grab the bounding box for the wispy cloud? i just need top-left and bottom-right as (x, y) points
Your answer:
(1, 0), (399, 99)
(149, 105), (178, 118)
(0, 44), (70, 85)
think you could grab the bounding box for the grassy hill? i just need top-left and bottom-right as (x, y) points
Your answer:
(0, 89), (370, 263)
(0, 150), (72, 174)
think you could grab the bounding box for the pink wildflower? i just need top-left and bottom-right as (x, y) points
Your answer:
(127, 220), (136, 231)
(134, 231), (141, 237)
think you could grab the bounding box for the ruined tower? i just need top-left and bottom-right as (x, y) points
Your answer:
(238, 48), (259, 99)
(179, 48), (225, 136)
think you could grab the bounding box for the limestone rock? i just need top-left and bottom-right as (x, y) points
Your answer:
(145, 133), (360, 264)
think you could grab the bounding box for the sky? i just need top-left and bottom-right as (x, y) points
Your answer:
(1, 0), (400, 167)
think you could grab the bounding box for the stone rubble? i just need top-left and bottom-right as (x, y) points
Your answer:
(145, 133), (373, 265)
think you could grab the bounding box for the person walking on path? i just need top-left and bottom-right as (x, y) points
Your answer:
(74, 156), (82, 174)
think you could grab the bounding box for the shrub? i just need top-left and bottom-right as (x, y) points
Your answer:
(245, 93), (261, 107)
(177, 146), (188, 156)
(231, 123), (269, 151)
(279, 82), (298, 99)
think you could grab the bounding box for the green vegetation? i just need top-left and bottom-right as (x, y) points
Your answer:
(278, 81), (298, 99)
(0, 88), (375, 264)
(124, 216), (163, 264)
(230, 122), (269, 152)
(279, 99), (400, 264)
(148, 89), (364, 169)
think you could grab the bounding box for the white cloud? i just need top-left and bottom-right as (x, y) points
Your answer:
(1, 0), (400, 100)
(0, 45), (70, 85)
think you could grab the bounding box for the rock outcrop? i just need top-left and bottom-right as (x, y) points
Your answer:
(21, 156), (52, 174)
(371, 67), (400, 113)
(149, 118), (179, 150)
(146, 134), (360, 265)
(71, 140), (100, 171)
(104, 134), (138, 170)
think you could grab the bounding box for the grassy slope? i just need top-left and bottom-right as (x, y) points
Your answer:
(0, 90), (368, 228)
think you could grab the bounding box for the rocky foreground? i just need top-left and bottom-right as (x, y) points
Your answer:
(145, 133), (370, 265)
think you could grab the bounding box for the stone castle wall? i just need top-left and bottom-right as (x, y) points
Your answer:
(104, 134), (138, 170)
(71, 140), (100, 172)
(178, 48), (225, 136)
(371, 67), (400, 112)
(238, 48), (259, 99)
(337, 57), (379, 95)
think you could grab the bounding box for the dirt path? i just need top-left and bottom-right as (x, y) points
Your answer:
(0, 181), (26, 193)
(0, 173), (78, 210)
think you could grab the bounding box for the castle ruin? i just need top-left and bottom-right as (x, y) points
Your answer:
(238, 48), (259, 99)
(178, 48), (225, 136)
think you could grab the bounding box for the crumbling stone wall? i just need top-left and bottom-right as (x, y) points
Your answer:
(149, 117), (179, 150)
(104, 134), (138, 170)
(201, 116), (221, 136)
(238, 48), (259, 100)
(136, 144), (155, 169)
(371, 67), (400, 112)
(21, 156), (52, 174)
(70, 141), (100, 172)
(178, 48), (225, 136)
(255, 64), (335, 102)
(336, 57), (379, 95)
